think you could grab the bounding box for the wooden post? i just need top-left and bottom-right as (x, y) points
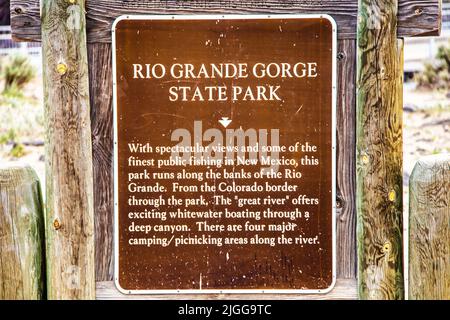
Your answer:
(41, 0), (95, 299)
(0, 164), (45, 299)
(0, 0), (10, 25)
(356, 0), (404, 299)
(88, 43), (114, 281)
(409, 154), (449, 300)
(336, 40), (357, 279)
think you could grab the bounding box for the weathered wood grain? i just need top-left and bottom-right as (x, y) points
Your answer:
(336, 40), (357, 279)
(0, 164), (45, 300)
(10, 0), (441, 42)
(409, 154), (449, 300)
(356, 1), (404, 300)
(0, 0), (10, 25)
(42, 0), (95, 299)
(96, 279), (357, 300)
(88, 43), (114, 282)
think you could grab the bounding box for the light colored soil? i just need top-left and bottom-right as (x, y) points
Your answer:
(0, 76), (45, 185)
(404, 85), (450, 110)
(404, 108), (450, 179)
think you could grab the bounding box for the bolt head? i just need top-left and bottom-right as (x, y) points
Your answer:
(388, 190), (396, 202)
(53, 219), (61, 230)
(361, 154), (369, 164)
(56, 63), (68, 75)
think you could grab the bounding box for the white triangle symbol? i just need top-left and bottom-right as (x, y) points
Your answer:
(219, 117), (232, 128)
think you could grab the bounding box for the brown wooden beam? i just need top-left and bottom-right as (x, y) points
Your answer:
(0, 0), (10, 25)
(336, 39), (357, 279)
(356, 0), (405, 300)
(88, 43), (114, 282)
(41, 0), (96, 299)
(10, 0), (441, 42)
(96, 279), (358, 300)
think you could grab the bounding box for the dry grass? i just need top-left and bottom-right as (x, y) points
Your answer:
(0, 75), (45, 184)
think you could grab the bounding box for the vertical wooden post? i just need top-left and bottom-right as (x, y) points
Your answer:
(0, 164), (45, 299)
(409, 154), (449, 300)
(88, 43), (114, 281)
(336, 39), (357, 279)
(356, 0), (404, 299)
(0, 0), (10, 25)
(41, 0), (95, 299)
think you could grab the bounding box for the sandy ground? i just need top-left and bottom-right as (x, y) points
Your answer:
(0, 76), (45, 185)
(404, 108), (450, 177)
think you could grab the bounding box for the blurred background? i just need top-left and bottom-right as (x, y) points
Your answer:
(0, 0), (44, 181)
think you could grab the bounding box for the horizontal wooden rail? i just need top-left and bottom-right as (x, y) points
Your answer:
(10, 0), (441, 42)
(96, 279), (357, 300)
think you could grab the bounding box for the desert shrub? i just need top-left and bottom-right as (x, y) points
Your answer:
(415, 63), (439, 89)
(0, 128), (17, 145)
(415, 42), (450, 90)
(1, 54), (36, 94)
(437, 45), (450, 72)
(8, 143), (26, 158)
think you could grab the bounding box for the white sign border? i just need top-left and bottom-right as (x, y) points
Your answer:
(112, 14), (338, 295)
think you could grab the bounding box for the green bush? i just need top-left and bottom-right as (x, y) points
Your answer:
(1, 54), (36, 94)
(415, 63), (439, 89)
(415, 42), (450, 90)
(0, 128), (17, 145)
(8, 143), (26, 158)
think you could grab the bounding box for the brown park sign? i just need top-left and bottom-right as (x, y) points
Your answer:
(113, 15), (336, 293)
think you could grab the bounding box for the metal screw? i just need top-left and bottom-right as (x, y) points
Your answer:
(361, 153), (370, 165)
(336, 198), (343, 209)
(382, 242), (391, 253)
(53, 219), (61, 230)
(388, 190), (396, 202)
(56, 63), (68, 75)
